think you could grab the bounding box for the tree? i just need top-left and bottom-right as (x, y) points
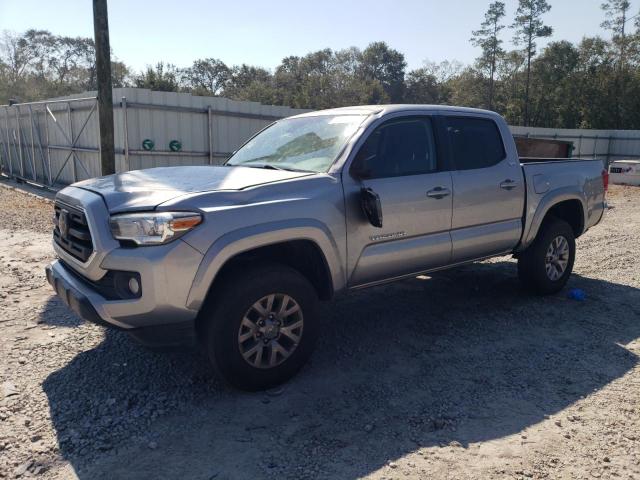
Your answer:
(4, 25), (640, 130)
(326, 47), (387, 106)
(110, 60), (131, 88)
(471, 1), (506, 109)
(273, 55), (303, 107)
(404, 68), (444, 104)
(529, 41), (580, 127)
(268, 47), (392, 109)
(0, 29), (101, 100)
(358, 42), (406, 102)
(601, 0), (633, 127)
(47, 36), (96, 92)
(511, 0), (553, 125)
(495, 49), (525, 124)
(404, 61), (462, 105)
(448, 67), (487, 107)
(134, 62), (180, 92)
(422, 60), (465, 84)
(0, 30), (44, 83)
(296, 48), (339, 108)
(223, 64), (274, 103)
(182, 58), (230, 96)
(574, 36), (617, 128)
(602, 0), (632, 55)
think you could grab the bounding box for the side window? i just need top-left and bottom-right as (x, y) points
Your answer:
(443, 117), (506, 170)
(352, 117), (438, 179)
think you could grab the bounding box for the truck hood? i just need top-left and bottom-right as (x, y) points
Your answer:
(73, 165), (313, 212)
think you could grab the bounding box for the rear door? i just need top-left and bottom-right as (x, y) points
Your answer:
(344, 115), (453, 287)
(440, 115), (524, 262)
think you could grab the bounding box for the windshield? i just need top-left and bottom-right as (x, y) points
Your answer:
(226, 115), (366, 172)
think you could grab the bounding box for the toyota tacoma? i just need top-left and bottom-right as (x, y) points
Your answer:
(46, 105), (607, 390)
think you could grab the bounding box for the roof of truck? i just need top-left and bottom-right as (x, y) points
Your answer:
(289, 104), (499, 119)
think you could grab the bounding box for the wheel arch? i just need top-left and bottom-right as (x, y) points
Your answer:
(519, 191), (587, 251)
(544, 199), (585, 237)
(186, 220), (345, 314)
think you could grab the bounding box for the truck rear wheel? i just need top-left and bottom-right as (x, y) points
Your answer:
(518, 218), (576, 295)
(201, 263), (319, 391)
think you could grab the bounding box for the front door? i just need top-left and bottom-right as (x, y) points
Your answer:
(343, 115), (453, 287)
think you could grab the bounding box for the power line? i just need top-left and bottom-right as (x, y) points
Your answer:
(624, 11), (640, 23)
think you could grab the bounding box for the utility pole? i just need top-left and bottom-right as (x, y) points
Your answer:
(93, 0), (115, 176)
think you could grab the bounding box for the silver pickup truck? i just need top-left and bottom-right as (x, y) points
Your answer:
(46, 105), (607, 390)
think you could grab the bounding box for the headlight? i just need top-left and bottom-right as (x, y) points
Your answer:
(109, 211), (202, 245)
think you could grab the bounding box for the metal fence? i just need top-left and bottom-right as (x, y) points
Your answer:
(2, 91), (640, 188)
(510, 126), (640, 165)
(0, 96), (102, 186)
(0, 88), (306, 188)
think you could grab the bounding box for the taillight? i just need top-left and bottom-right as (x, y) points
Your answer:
(602, 168), (609, 193)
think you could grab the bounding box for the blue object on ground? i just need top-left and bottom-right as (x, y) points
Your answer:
(567, 288), (586, 301)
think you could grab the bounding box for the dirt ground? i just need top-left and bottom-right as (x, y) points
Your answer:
(0, 180), (638, 480)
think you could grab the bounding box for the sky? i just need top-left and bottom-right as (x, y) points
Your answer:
(1, 0), (636, 73)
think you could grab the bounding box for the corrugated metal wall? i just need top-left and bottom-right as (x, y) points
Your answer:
(0, 88), (307, 186)
(2, 90), (640, 188)
(118, 89), (304, 172)
(510, 126), (640, 164)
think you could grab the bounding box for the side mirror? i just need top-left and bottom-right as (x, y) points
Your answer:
(360, 187), (383, 228)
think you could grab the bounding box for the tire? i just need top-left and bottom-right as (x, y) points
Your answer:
(518, 217), (576, 295)
(200, 262), (319, 391)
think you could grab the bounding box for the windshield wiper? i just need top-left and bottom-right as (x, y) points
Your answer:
(238, 163), (314, 173)
(264, 165), (316, 173)
(260, 164), (286, 171)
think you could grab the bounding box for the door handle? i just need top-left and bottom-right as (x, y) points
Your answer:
(500, 179), (518, 190)
(426, 186), (451, 199)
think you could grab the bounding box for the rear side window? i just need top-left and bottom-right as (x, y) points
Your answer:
(443, 117), (506, 170)
(352, 117), (438, 179)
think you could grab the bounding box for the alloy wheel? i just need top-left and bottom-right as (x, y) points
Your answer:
(545, 235), (570, 281)
(237, 293), (304, 369)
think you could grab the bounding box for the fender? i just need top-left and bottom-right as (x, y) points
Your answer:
(518, 187), (587, 252)
(185, 218), (346, 311)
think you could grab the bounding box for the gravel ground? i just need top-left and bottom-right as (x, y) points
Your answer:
(0, 180), (639, 480)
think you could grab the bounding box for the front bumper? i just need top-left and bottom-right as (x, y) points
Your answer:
(45, 249), (201, 346)
(46, 262), (108, 327)
(47, 186), (205, 346)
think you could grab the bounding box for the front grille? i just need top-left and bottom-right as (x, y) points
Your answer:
(610, 167), (623, 173)
(53, 202), (94, 262)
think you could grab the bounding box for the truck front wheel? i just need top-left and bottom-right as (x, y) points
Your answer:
(201, 263), (319, 391)
(517, 218), (576, 295)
